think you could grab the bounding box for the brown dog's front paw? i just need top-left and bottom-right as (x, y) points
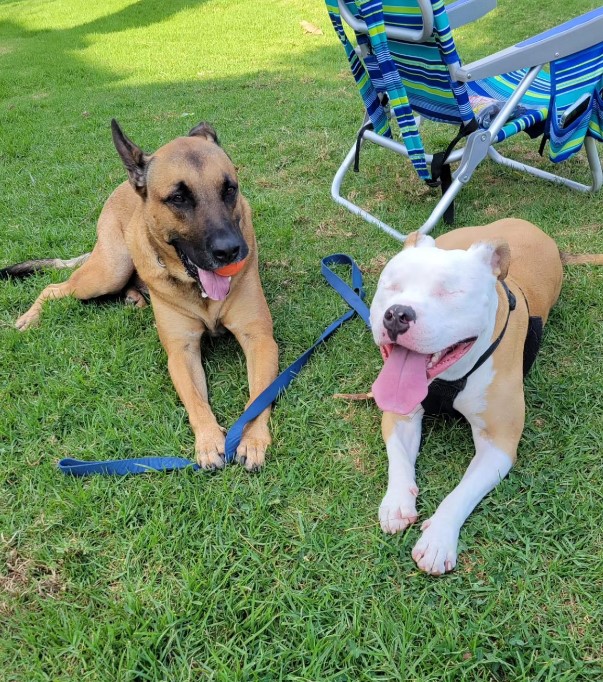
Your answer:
(195, 430), (226, 470)
(235, 435), (270, 473)
(15, 310), (40, 331)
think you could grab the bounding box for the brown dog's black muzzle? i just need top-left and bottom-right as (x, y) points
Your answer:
(207, 230), (249, 266)
(171, 225), (249, 274)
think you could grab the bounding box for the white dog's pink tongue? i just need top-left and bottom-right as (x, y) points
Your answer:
(372, 346), (429, 415)
(197, 268), (230, 301)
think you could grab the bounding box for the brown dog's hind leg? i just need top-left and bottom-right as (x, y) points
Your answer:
(124, 287), (147, 308)
(15, 240), (135, 330)
(124, 273), (148, 308)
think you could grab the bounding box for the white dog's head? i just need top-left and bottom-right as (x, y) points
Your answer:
(370, 232), (511, 414)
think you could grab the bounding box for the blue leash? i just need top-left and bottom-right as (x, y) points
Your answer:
(58, 254), (371, 476)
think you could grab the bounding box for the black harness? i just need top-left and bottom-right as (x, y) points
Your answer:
(421, 282), (543, 418)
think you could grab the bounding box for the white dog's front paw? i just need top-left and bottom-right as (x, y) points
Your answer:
(411, 517), (459, 575)
(379, 486), (419, 534)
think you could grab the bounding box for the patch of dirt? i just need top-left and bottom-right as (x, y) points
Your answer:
(1, 549), (66, 599)
(482, 204), (502, 218)
(255, 177), (276, 189)
(315, 220), (353, 238)
(364, 254), (389, 275)
(335, 443), (368, 473)
(264, 258), (292, 269)
(300, 20), (323, 36)
(457, 552), (487, 579)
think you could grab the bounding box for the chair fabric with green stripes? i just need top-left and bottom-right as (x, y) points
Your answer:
(326, 0), (603, 241)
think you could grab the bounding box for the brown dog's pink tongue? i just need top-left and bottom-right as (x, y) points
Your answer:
(372, 345), (430, 415)
(197, 268), (231, 301)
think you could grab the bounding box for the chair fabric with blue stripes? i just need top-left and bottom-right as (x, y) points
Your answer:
(325, 0), (603, 241)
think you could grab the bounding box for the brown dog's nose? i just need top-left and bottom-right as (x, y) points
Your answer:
(210, 233), (247, 265)
(383, 304), (416, 341)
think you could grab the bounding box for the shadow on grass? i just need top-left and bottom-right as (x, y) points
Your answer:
(1, 0), (601, 269)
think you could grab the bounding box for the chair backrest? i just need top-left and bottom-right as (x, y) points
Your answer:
(336, 0), (476, 126)
(330, 0), (603, 168)
(338, 0), (435, 43)
(326, 0), (476, 182)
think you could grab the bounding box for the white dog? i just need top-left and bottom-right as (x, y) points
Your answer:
(370, 219), (564, 575)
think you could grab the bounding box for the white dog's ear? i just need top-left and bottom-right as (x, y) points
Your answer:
(403, 232), (436, 250)
(469, 239), (511, 281)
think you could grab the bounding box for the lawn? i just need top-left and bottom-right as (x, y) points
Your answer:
(0, 0), (602, 680)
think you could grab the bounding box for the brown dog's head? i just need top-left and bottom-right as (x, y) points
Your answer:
(111, 119), (249, 297)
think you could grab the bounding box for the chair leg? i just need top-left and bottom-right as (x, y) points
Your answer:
(488, 136), (602, 193)
(330, 122), (471, 241)
(418, 177), (464, 234)
(585, 136), (603, 191)
(419, 127), (494, 233)
(331, 146), (464, 239)
(330, 138), (408, 242)
(332, 124), (602, 240)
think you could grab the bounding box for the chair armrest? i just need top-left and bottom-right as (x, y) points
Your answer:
(447, 0), (496, 30)
(451, 6), (603, 82)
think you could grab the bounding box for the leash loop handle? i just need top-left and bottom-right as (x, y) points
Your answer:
(58, 457), (200, 476)
(321, 253), (371, 327)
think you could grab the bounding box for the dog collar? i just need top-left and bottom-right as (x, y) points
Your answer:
(461, 280), (516, 381)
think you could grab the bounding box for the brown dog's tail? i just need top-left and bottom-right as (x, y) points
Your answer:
(0, 253), (90, 280)
(560, 252), (603, 266)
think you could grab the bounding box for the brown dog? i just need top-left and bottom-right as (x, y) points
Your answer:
(2, 121), (279, 471)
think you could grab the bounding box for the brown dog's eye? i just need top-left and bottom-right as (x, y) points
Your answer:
(222, 181), (238, 202)
(164, 183), (195, 208)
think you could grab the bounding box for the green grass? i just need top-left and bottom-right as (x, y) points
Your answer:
(1, 0), (602, 679)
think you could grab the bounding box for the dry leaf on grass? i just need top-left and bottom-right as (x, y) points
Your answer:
(333, 391), (374, 401)
(300, 20), (323, 35)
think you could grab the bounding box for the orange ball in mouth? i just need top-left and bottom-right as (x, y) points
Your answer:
(214, 258), (247, 277)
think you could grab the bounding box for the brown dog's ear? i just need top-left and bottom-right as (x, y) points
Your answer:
(188, 122), (219, 145)
(469, 239), (511, 281)
(111, 119), (150, 196)
(403, 232), (436, 250)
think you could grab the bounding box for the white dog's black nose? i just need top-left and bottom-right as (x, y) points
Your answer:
(383, 305), (416, 340)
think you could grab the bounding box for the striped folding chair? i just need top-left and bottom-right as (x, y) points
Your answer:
(326, 0), (603, 241)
